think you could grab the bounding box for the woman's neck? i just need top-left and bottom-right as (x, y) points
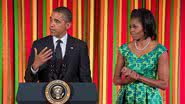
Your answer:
(135, 37), (151, 48)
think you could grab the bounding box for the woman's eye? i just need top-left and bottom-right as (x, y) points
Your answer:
(133, 25), (137, 28)
(129, 25), (137, 28)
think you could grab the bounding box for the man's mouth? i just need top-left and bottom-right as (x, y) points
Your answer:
(50, 29), (55, 32)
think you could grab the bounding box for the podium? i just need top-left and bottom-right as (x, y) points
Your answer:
(16, 83), (98, 104)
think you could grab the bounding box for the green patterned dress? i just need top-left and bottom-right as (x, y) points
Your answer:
(116, 43), (167, 104)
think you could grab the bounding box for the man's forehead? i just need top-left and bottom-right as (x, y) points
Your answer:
(51, 12), (64, 19)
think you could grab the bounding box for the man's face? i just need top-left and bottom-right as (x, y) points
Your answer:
(50, 12), (71, 38)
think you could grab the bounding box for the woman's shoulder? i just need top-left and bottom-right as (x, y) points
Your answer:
(119, 43), (128, 49)
(148, 41), (166, 50)
(119, 42), (131, 56)
(119, 41), (134, 48)
(155, 42), (167, 51)
(152, 41), (168, 58)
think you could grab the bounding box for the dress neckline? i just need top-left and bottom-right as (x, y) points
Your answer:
(126, 43), (160, 59)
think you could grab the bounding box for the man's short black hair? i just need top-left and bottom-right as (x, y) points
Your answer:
(53, 7), (72, 22)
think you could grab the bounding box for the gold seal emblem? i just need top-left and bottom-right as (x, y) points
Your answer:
(45, 80), (71, 104)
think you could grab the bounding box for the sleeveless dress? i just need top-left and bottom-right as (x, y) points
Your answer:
(116, 43), (167, 104)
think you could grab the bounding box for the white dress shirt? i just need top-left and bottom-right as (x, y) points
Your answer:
(53, 33), (68, 58)
(31, 33), (68, 74)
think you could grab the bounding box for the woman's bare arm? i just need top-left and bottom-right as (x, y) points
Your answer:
(138, 51), (169, 90)
(113, 52), (136, 85)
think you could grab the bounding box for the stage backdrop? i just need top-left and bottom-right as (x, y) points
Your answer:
(0, 0), (185, 104)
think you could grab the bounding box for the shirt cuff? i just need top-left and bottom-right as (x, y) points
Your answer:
(31, 66), (39, 74)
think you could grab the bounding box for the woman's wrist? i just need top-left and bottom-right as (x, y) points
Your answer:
(137, 74), (142, 81)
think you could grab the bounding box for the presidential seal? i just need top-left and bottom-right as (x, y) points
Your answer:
(45, 80), (71, 104)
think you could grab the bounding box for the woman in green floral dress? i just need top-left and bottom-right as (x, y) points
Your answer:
(113, 8), (169, 104)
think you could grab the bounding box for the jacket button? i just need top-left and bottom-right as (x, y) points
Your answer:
(62, 64), (66, 68)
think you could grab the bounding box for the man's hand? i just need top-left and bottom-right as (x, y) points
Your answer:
(32, 47), (53, 71)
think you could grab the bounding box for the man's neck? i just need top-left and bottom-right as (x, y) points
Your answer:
(54, 32), (67, 39)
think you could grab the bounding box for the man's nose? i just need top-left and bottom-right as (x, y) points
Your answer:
(50, 21), (55, 27)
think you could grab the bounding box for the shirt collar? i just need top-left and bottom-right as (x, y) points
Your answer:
(53, 33), (68, 45)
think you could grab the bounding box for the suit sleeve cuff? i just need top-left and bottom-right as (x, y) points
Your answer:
(31, 66), (39, 74)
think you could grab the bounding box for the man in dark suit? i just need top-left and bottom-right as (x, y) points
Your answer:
(24, 7), (92, 82)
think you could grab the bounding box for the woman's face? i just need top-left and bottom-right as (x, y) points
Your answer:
(130, 18), (145, 40)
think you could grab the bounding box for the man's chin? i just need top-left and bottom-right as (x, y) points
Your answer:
(51, 34), (58, 36)
(52, 34), (61, 38)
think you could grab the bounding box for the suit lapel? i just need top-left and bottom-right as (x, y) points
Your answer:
(45, 35), (56, 62)
(63, 35), (75, 63)
(39, 35), (54, 71)
(45, 35), (75, 64)
(46, 35), (55, 52)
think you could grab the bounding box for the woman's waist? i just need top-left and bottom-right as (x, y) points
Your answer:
(121, 81), (159, 92)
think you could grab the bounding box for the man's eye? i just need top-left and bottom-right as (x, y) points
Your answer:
(55, 20), (60, 23)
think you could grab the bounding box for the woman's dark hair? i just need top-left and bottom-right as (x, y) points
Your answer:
(131, 8), (157, 40)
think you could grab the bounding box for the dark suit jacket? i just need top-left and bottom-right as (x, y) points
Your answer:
(24, 35), (92, 82)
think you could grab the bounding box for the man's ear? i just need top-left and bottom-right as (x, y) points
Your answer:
(66, 22), (71, 29)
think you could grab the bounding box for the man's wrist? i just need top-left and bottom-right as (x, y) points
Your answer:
(31, 66), (39, 74)
(32, 64), (38, 70)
